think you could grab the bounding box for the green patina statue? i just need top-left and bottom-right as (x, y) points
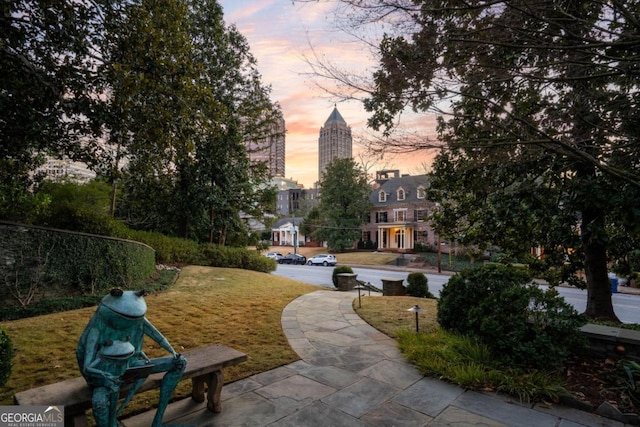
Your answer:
(77, 289), (186, 427)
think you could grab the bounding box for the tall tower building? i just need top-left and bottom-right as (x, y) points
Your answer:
(247, 115), (286, 178)
(318, 106), (352, 182)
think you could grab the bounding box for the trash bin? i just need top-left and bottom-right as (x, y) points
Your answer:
(610, 277), (619, 294)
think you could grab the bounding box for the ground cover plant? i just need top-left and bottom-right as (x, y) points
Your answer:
(0, 266), (318, 418)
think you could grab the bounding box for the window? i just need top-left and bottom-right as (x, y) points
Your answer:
(414, 209), (428, 222)
(394, 209), (406, 222)
(397, 188), (405, 201)
(376, 212), (388, 223)
(378, 190), (387, 202)
(417, 186), (425, 199)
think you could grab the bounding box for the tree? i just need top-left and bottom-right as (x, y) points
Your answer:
(1, 0), (103, 219)
(307, 0), (640, 321)
(3, 0), (282, 245)
(109, 0), (280, 242)
(316, 158), (372, 252)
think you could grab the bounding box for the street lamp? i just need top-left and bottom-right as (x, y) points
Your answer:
(407, 305), (423, 332)
(434, 203), (441, 273)
(354, 284), (365, 308)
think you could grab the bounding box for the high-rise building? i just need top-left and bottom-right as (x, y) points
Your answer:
(247, 115), (286, 178)
(38, 156), (96, 183)
(318, 106), (352, 183)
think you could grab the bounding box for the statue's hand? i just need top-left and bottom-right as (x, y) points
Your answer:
(104, 374), (122, 392)
(172, 353), (186, 370)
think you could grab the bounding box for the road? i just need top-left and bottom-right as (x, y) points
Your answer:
(273, 264), (640, 324)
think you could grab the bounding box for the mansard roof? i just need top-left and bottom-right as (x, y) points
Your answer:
(370, 174), (429, 206)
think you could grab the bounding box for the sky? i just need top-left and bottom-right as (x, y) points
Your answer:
(218, 0), (437, 188)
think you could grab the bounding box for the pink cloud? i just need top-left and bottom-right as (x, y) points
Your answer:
(220, 1), (438, 188)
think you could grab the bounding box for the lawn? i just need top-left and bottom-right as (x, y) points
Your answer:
(1, 261), (601, 419)
(0, 266), (319, 417)
(266, 246), (399, 266)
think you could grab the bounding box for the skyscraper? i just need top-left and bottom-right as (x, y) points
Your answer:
(247, 115), (286, 178)
(318, 106), (352, 183)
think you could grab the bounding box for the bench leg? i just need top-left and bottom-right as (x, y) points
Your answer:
(191, 370), (223, 413)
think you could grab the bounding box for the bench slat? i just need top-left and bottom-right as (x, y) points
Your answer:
(14, 344), (247, 415)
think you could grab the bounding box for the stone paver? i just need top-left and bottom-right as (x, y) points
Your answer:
(122, 290), (628, 427)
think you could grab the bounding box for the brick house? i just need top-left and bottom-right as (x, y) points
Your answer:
(361, 170), (438, 252)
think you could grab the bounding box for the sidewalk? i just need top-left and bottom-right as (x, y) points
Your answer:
(123, 290), (625, 427)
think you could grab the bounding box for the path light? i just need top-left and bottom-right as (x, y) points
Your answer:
(407, 305), (423, 332)
(366, 282), (372, 296)
(354, 284), (365, 308)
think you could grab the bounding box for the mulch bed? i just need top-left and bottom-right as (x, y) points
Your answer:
(562, 355), (640, 416)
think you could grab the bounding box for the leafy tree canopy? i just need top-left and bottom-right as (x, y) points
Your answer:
(2, 0), (281, 244)
(302, 0), (640, 321)
(316, 158), (372, 252)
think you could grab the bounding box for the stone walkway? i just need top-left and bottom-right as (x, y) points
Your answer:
(123, 290), (624, 427)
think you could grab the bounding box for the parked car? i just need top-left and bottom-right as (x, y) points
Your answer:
(279, 253), (307, 265)
(307, 254), (337, 266)
(265, 252), (283, 261)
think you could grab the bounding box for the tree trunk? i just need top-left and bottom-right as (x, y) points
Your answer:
(109, 180), (117, 218)
(582, 205), (619, 322)
(209, 207), (214, 244)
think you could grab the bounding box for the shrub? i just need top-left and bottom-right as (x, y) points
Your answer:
(124, 230), (200, 265)
(437, 264), (587, 369)
(0, 223), (156, 300)
(332, 265), (354, 287)
(198, 244), (276, 273)
(0, 328), (13, 386)
(406, 272), (433, 298)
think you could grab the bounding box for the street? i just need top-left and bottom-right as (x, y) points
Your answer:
(273, 264), (640, 324)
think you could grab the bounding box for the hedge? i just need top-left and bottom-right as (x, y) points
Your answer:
(0, 222), (155, 302)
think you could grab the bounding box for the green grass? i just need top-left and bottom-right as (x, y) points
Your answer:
(2, 263), (569, 420)
(1, 266), (319, 417)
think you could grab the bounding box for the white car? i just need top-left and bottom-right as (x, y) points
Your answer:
(307, 254), (337, 266)
(265, 252), (283, 261)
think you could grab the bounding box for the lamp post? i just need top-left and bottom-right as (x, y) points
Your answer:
(354, 284), (365, 308)
(407, 305), (423, 332)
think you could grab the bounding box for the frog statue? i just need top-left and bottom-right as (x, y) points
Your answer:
(77, 289), (187, 427)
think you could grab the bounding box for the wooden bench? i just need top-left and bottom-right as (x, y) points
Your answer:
(14, 344), (247, 427)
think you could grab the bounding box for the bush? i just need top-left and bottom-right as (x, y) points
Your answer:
(123, 230), (200, 265)
(357, 240), (376, 250)
(199, 244), (276, 273)
(332, 265), (354, 287)
(0, 223), (156, 300)
(0, 328), (13, 386)
(437, 264), (587, 369)
(406, 272), (433, 298)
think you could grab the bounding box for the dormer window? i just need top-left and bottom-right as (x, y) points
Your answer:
(417, 185), (425, 199)
(378, 190), (387, 202)
(397, 188), (405, 201)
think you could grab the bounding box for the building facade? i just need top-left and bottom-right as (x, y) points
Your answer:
(361, 170), (438, 252)
(38, 157), (96, 183)
(276, 188), (320, 216)
(318, 106), (352, 183)
(271, 217), (306, 247)
(247, 115), (286, 178)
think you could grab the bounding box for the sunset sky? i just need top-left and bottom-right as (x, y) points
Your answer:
(218, 0), (437, 188)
